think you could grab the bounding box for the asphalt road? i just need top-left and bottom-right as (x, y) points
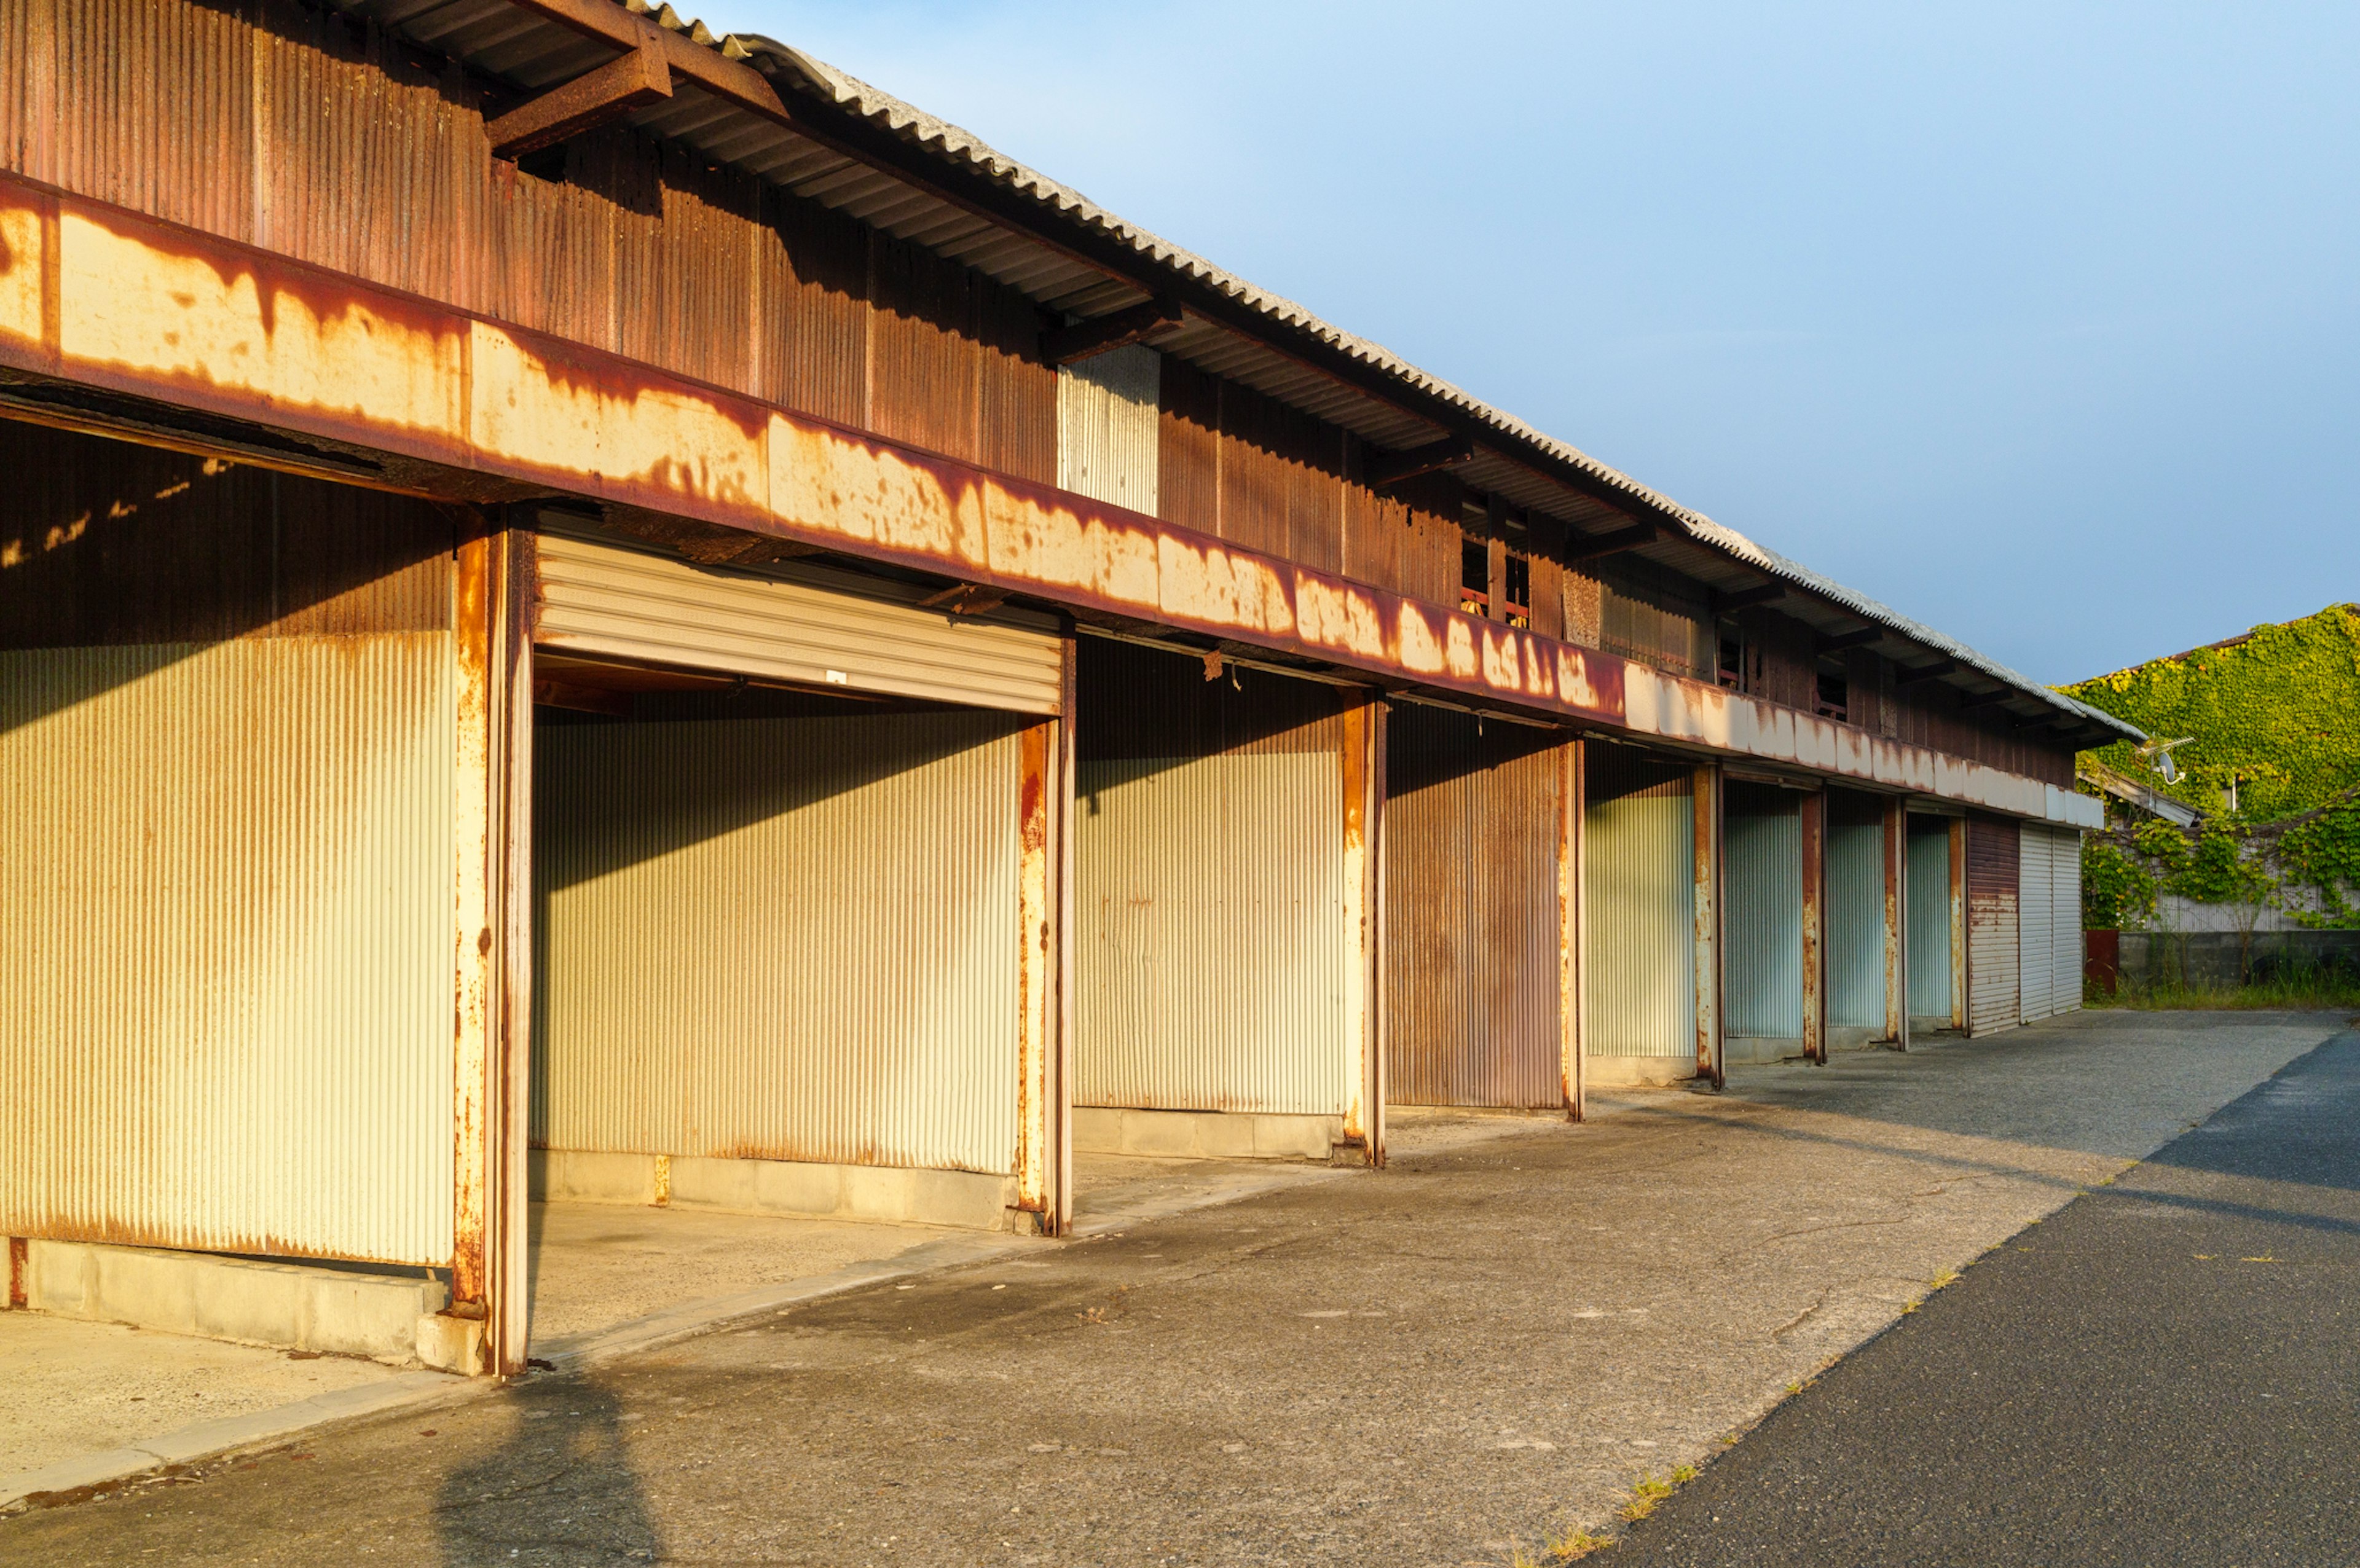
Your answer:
(1609, 1029), (2360, 1568)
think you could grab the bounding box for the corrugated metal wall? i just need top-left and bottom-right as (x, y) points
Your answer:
(2019, 825), (2056, 1022)
(1058, 345), (1162, 515)
(1074, 750), (1349, 1113)
(1724, 783), (1803, 1040)
(1584, 748), (1696, 1057)
(1825, 793), (1886, 1029)
(532, 709), (1026, 1174)
(1073, 642), (1356, 1116)
(1383, 704), (1564, 1108)
(0, 637), (458, 1264)
(1906, 818), (1954, 1020)
(2052, 831), (2083, 1016)
(1967, 816), (2021, 1035)
(535, 533), (1068, 716)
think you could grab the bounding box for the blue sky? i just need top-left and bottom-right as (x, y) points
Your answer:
(717, 2), (2360, 683)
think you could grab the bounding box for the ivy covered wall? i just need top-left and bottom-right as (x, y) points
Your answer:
(2068, 603), (2360, 929)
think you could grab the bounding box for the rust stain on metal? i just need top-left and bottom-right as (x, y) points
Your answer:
(1882, 798), (1909, 1049)
(1559, 738), (1586, 1119)
(1693, 764), (1723, 1089)
(8, 1236), (26, 1309)
(450, 532), (494, 1308)
(1800, 790), (1825, 1066)
(1015, 721), (1053, 1214)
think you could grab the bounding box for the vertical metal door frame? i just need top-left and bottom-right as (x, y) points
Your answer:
(1694, 763), (1724, 1089)
(1053, 632), (1077, 1233)
(1800, 789), (1826, 1066)
(456, 519), (533, 1378)
(1882, 798), (1910, 1051)
(1558, 737), (1587, 1119)
(1342, 695), (1386, 1166)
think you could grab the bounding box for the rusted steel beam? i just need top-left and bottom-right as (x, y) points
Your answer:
(1558, 738), (1587, 1120)
(1800, 789), (1826, 1066)
(491, 527), (535, 1378)
(1565, 522), (1658, 563)
(1052, 634), (1078, 1234)
(1364, 435), (1474, 488)
(487, 46), (672, 159)
(1882, 798), (1910, 1050)
(1039, 298), (1182, 364)
(451, 532), (496, 1319)
(1694, 764), (1723, 1090)
(0, 174), (2099, 828)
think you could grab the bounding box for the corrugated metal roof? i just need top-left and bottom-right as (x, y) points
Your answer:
(350, 0), (2139, 742)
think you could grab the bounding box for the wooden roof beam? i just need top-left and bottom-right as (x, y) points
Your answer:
(1564, 521), (1657, 563)
(1364, 436), (1475, 488)
(1816, 626), (1885, 652)
(487, 44), (672, 159)
(1894, 657), (1957, 686)
(1040, 298), (1184, 364)
(1715, 582), (1786, 612)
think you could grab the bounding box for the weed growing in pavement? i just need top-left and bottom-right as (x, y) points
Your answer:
(1670, 1464), (1697, 1484)
(1619, 1476), (1674, 1523)
(1544, 1524), (1615, 1561)
(1930, 1268), (1959, 1290)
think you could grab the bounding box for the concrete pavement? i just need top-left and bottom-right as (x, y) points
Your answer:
(1607, 1027), (2360, 1567)
(0, 1011), (2336, 1566)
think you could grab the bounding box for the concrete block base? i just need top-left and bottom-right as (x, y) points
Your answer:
(1585, 1054), (1699, 1088)
(22, 1240), (461, 1366)
(1724, 1035), (1807, 1066)
(1071, 1108), (1347, 1162)
(530, 1150), (1023, 1232)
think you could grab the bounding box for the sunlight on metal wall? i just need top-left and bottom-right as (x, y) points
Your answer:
(0, 638), (457, 1264)
(1584, 750), (1695, 1057)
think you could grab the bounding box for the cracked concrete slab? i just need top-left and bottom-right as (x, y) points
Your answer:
(0, 1011), (2335, 1564)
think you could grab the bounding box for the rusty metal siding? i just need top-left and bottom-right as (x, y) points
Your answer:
(532, 710), (1026, 1173)
(1583, 748), (1695, 1057)
(1724, 783), (1803, 1040)
(1905, 817), (1954, 1020)
(1382, 704), (1563, 1108)
(2018, 823), (2056, 1022)
(533, 531), (1066, 715)
(1825, 793), (1885, 1029)
(0, 635), (458, 1264)
(1966, 815), (2021, 1035)
(1057, 345), (1161, 515)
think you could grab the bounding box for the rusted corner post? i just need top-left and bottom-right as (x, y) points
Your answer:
(1558, 737), (1587, 1119)
(1014, 660), (1066, 1234)
(1694, 763), (1723, 1090)
(1800, 789), (1826, 1066)
(1340, 694), (1386, 1166)
(1882, 798), (1910, 1052)
(1948, 816), (1969, 1032)
(454, 517), (534, 1377)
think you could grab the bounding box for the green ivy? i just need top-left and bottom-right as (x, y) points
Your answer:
(2064, 603), (2360, 823)
(2081, 838), (2155, 930)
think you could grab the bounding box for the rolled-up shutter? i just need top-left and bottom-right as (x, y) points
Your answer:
(533, 530), (1066, 715)
(2053, 829), (2084, 1014)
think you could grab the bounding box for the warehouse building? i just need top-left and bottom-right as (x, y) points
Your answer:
(0, 0), (2133, 1375)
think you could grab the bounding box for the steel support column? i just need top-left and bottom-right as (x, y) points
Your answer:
(1882, 797), (1910, 1051)
(1342, 696), (1387, 1165)
(1558, 737), (1587, 1119)
(1948, 816), (1969, 1033)
(1694, 763), (1724, 1089)
(1801, 789), (1827, 1066)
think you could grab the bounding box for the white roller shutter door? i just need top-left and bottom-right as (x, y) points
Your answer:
(534, 530), (1066, 715)
(2052, 828), (2083, 1014)
(2020, 825), (2055, 1023)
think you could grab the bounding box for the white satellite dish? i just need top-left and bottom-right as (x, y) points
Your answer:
(2142, 737), (2196, 785)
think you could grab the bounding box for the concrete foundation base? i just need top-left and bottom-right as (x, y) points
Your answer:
(1725, 1035), (1807, 1065)
(1071, 1108), (1348, 1162)
(530, 1150), (1025, 1233)
(1585, 1054), (1698, 1088)
(18, 1241), (482, 1373)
